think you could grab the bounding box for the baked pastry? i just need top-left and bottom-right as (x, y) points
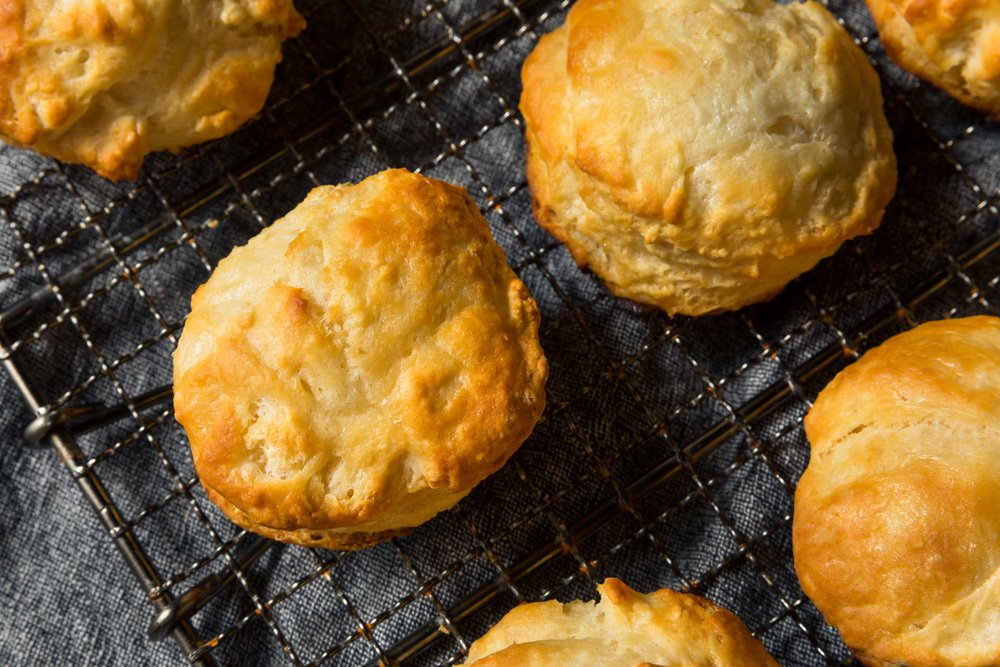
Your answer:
(0, 1), (304, 180)
(520, 0), (897, 316)
(460, 578), (778, 666)
(793, 316), (1000, 666)
(173, 169), (547, 550)
(866, 0), (1000, 118)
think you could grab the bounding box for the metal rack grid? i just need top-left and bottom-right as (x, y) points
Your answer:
(1, 0), (998, 664)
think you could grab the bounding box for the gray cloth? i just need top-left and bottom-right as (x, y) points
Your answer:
(0, 402), (177, 665)
(2, 0), (999, 665)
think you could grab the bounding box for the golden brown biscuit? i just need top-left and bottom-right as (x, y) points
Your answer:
(0, 1), (304, 180)
(866, 0), (1000, 118)
(460, 579), (778, 666)
(521, 0), (897, 316)
(793, 316), (1000, 666)
(173, 169), (547, 550)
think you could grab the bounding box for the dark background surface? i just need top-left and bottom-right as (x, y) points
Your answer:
(2, 0), (1000, 665)
(0, 396), (176, 664)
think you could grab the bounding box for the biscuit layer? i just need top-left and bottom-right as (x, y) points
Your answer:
(521, 0), (897, 315)
(174, 169), (548, 549)
(461, 579), (778, 666)
(795, 316), (1000, 666)
(0, 0), (304, 180)
(867, 0), (1000, 118)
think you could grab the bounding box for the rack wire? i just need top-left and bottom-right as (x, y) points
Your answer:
(1, 0), (998, 664)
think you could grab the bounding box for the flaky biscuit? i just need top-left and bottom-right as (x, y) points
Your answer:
(173, 169), (547, 550)
(794, 316), (1000, 666)
(460, 579), (778, 666)
(0, 1), (304, 180)
(866, 0), (1000, 118)
(521, 0), (897, 316)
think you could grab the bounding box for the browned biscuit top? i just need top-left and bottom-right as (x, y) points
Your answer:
(866, 0), (1000, 118)
(460, 579), (778, 666)
(173, 169), (547, 547)
(521, 0), (897, 315)
(795, 316), (1000, 666)
(0, 0), (304, 180)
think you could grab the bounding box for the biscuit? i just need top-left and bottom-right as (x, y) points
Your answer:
(0, 1), (304, 180)
(520, 0), (897, 316)
(173, 169), (548, 550)
(460, 578), (778, 666)
(793, 316), (1000, 666)
(866, 0), (1000, 118)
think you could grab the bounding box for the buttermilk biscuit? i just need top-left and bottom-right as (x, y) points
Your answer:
(521, 0), (897, 316)
(793, 316), (1000, 666)
(0, 1), (304, 180)
(460, 579), (778, 666)
(173, 169), (547, 550)
(866, 0), (1000, 118)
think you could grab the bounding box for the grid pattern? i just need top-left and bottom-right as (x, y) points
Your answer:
(1, 0), (999, 665)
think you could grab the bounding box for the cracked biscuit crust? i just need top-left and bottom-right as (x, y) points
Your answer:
(521, 0), (897, 316)
(173, 170), (548, 550)
(460, 579), (778, 666)
(794, 316), (1000, 666)
(866, 0), (1000, 118)
(0, 0), (304, 180)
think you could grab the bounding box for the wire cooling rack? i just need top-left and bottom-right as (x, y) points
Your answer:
(1, 0), (998, 664)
